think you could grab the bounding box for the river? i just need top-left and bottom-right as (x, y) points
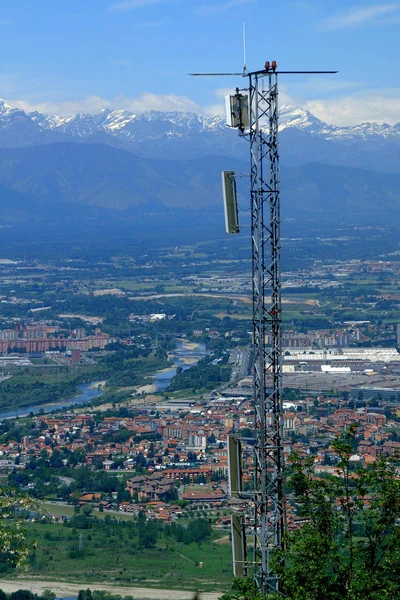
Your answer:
(0, 382), (103, 420)
(154, 340), (208, 392)
(0, 341), (207, 419)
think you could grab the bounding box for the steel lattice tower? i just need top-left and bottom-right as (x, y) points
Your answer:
(248, 70), (285, 595)
(190, 63), (336, 594)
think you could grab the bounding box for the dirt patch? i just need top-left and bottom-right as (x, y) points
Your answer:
(0, 579), (220, 600)
(213, 535), (231, 545)
(136, 383), (157, 394)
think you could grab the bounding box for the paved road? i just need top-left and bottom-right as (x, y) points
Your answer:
(230, 347), (250, 383)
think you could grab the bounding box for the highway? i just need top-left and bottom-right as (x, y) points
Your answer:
(230, 347), (250, 383)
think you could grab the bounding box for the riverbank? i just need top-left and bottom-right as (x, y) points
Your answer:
(179, 341), (200, 351)
(0, 382), (103, 420)
(136, 383), (157, 394)
(135, 340), (207, 395)
(179, 357), (198, 365)
(0, 579), (221, 600)
(88, 380), (106, 389)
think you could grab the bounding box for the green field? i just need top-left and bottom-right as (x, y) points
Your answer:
(13, 521), (233, 593)
(105, 279), (194, 294)
(7, 365), (98, 386)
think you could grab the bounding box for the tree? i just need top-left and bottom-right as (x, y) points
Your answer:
(10, 591), (35, 600)
(221, 425), (400, 600)
(81, 504), (94, 517)
(41, 590), (56, 600)
(272, 424), (400, 599)
(208, 432), (217, 444)
(49, 449), (63, 469)
(0, 488), (34, 569)
(384, 406), (392, 420)
(219, 577), (266, 600)
(137, 512), (159, 549)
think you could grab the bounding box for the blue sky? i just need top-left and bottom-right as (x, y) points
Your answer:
(1, 0), (400, 124)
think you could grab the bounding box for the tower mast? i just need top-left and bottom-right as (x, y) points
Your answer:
(191, 61), (336, 594)
(249, 67), (284, 594)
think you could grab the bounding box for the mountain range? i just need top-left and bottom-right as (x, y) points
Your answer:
(1, 98), (400, 253)
(2, 99), (400, 171)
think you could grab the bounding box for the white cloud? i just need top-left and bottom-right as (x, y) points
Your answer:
(202, 88), (231, 117)
(286, 79), (366, 95)
(205, 86), (400, 126)
(303, 92), (400, 126)
(320, 3), (400, 30)
(110, 0), (179, 11)
(204, 85), (293, 116)
(122, 92), (201, 113)
(12, 96), (111, 116)
(11, 92), (202, 116)
(195, 0), (254, 16)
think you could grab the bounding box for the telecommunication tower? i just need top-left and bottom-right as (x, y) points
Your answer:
(191, 61), (336, 594)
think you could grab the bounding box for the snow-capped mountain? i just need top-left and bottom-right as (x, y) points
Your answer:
(0, 99), (13, 117)
(0, 99), (54, 147)
(279, 105), (400, 141)
(33, 107), (227, 141)
(26, 101), (400, 142)
(30, 111), (99, 136)
(279, 106), (325, 133)
(1, 98), (400, 171)
(4, 97), (400, 143)
(2, 97), (400, 234)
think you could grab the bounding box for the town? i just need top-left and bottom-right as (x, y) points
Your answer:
(0, 232), (400, 592)
(0, 330), (400, 527)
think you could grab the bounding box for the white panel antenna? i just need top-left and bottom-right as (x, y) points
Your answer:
(224, 93), (249, 131)
(231, 514), (247, 577)
(222, 171), (240, 234)
(227, 434), (243, 495)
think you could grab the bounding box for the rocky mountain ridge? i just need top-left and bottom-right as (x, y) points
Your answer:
(2, 98), (400, 151)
